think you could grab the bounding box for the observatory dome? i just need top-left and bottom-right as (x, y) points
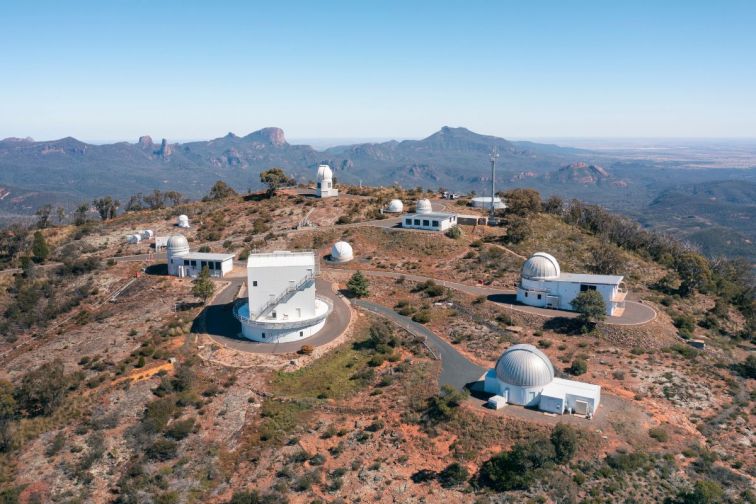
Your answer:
(177, 214), (190, 228)
(316, 164), (333, 182)
(167, 234), (189, 254)
(386, 199), (404, 213)
(330, 241), (354, 262)
(415, 199), (432, 214)
(495, 344), (555, 387)
(521, 252), (560, 280)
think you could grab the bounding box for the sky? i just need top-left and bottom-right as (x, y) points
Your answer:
(1, 0), (755, 142)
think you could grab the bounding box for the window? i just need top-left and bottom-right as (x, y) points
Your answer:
(432, 220), (439, 227)
(580, 284), (597, 292)
(299, 331), (303, 337)
(414, 219), (420, 225)
(524, 292), (528, 297)
(271, 311), (277, 319)
(422, 220), (430, 226)
(261, 333), (266, 338)
(317, 182), (321, 188)
(405, 218), (412, 226)
(215, 261), (221, 270)
(183, 259), (190, 266)
(252, 281), (258, 287)
(191, 260), (197, 267)
(537, 294), (542, 300)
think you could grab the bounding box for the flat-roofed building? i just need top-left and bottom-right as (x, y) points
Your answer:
(402, 212), (458, 232)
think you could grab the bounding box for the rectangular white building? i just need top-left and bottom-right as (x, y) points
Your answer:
(517, 272), (626, 316)
(171, 252), (234, 278)
(402, 212), (458, 231)
(538, 378), (601, 416)
(247, 251), (318, 322)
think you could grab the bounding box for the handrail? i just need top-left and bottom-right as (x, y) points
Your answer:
(234, 296), (333, 330)
(252, 272), (315, 319)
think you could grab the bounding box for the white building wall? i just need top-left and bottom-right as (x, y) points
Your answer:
(517, 278), (619, 316)
(170, 257), (233, 278)
(240, 316), (326, 343)
(402, 214), (456, 231)
(247, 264), (316, 317)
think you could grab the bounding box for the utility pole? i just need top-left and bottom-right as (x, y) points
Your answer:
(489, 147), (499, 225)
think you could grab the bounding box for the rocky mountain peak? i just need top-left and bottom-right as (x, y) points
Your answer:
(244, 127), (287, 146)
(138, 135), (153, 147)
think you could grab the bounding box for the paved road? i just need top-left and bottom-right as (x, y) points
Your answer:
(198, 277), (351, 354)
(354, 299), (485, 390)
(327, 267), (656, 326)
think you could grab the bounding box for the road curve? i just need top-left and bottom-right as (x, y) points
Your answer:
(327, 267), (656, 326)
(354, 299), (485, 390)
(197, 277), (352, 354)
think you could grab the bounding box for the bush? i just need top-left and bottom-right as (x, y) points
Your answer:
(445, 225), (462, 239)
(551, 424), (578, 464)
(411, 311), (430, 324)
(15, 359), (67, 417)
(347, 271), (369, 298)
(569, 359), (588, 376)
(438, 462), (469, 488)
(165, 418), (195, 440)
(648, 427), (669, 442)
(146, 439), (178, 461)
(298, 345), (314, 355)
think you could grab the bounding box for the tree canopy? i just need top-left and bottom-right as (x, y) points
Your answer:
(192, 266), (215, 304)
(347, 271), (369, 298)
(206, 180), (238, 200)
(570, 289), (606, 329)
(260, 168), (294, 197)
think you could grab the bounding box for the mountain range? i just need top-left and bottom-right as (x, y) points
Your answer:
(0, 126), (754, 261)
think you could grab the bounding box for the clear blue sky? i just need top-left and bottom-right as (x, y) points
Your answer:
(1, 0), (755, 141)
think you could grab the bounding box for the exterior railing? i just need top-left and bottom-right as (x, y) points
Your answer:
(252, 272), (315, 319)
(233, 296), (333, 330)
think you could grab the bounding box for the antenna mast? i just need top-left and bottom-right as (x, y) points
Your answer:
(489, 147), (499, 225)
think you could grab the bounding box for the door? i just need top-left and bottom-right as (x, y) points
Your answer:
(574, 400), (589, 415)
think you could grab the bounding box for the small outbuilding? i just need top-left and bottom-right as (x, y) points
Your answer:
(471, 196), (506, 209)
(316, 164), (338, 198)
(330, 241), (354, 263)
(166, 234), (234, 278)
(126, 234), (141, 244)
(516, 252), (627, 316)
(402, 212), (457, 232)
(385, 199), (404, 213)
(483, 344), (601, 417)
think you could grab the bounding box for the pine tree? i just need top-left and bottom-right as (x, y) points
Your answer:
(347, 271), (369, 298)
(192, 265), (215, 304)
(570, 290), (606, 331)
(31, 231), (49, 263)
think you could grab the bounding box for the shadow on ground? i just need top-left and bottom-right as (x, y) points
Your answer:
(487, 293), (518, 304)
(192, 301), (243, 339)
(144, 264), (168, 276)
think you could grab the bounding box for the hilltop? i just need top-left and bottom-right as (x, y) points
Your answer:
(0, 184), (752, 503)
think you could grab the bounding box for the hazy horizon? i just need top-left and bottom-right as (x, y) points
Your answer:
(2, 1), (756, 140)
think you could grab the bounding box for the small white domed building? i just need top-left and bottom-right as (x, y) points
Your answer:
(516, 252), (627, 316)
(415, 199), (433, 214)
(330, 241), (354, 263)
(316, 164), (338, 198)
(177, 214), (190, 228)
(385, 199), (404, 213)
(484, 344), (601, 417)
(166, 234), (234, 278)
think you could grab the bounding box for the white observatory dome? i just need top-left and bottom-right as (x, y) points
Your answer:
(316, 164), (333, 182)
(177, 214), (190, 228)
(167, 234), (190, 255)
(415, 199), (432, 214)
(330, 241), (354, 262)
(521, 252), (561, 280)
(495, 344), (555, 388)
(386, 199), (404, 213)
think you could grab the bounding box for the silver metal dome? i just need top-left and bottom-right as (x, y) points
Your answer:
(415, 199), (432, 214)
(167, 234), (189, 251)
(495, 344), (555, 387)
(521, 252), (560, 280)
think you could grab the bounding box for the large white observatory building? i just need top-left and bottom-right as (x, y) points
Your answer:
(484, 344), (601, 417)
(234, 251), (332, 343)
(516, 252), (627, 316)
(316, 164), (338, 198)
(166, 235), (234, 278)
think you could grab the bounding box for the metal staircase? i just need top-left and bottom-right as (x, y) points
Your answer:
(252, 272), (315, 319)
